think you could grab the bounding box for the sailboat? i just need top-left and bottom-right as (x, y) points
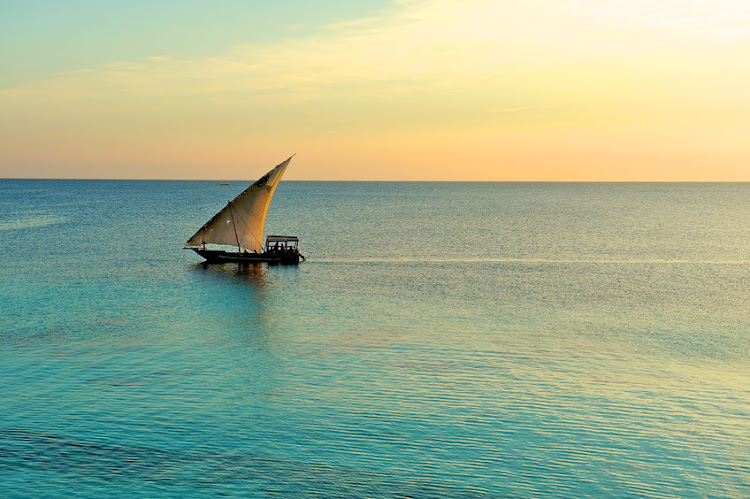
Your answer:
(185, 155), (305, 264)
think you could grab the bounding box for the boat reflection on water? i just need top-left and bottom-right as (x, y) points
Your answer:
(192, 261), (270, 286)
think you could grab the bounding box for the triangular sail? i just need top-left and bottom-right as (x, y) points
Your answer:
(185, 155), (294, 252)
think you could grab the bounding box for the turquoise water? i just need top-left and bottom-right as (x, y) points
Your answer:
(1, 180), (748, 497)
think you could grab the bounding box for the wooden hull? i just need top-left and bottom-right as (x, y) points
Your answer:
(191, 248), (302, 265)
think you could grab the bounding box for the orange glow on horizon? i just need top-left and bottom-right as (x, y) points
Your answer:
(1, 0), (749, 180)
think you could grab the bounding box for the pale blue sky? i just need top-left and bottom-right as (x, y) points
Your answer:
(0, 0), (386, 85)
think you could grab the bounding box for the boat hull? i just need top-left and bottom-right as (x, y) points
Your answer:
(191, 248), (302, 265)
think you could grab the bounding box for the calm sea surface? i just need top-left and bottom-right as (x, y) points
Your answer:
(1, 180), (748, 497)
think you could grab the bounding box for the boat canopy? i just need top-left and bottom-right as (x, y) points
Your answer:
(266, 235), (299, 243)
(185, 155), (294, 253)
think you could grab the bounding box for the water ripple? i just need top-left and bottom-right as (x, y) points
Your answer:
(0, 214), (68, 231)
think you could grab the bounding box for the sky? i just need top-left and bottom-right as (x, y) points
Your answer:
(1, 0), (749, 180)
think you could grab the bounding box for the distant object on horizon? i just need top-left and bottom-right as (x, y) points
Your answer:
(219, 183), (230, 186)
(184, 155), (305, 264)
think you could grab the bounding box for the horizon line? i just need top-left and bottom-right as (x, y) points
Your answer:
(1, 177), (749, 183)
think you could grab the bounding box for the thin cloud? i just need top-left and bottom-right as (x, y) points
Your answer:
(2, 0), (748, 104)
(490, 105), (552, 114)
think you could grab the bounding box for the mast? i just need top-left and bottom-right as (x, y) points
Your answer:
(228, 200), (242, 251)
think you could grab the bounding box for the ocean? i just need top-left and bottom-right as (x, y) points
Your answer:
(1, 180), (748, 497)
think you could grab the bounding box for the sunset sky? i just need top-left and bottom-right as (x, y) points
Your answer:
(1, 0), (749, 180)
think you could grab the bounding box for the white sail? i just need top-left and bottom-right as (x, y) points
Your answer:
(185, 155), (294, 252)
